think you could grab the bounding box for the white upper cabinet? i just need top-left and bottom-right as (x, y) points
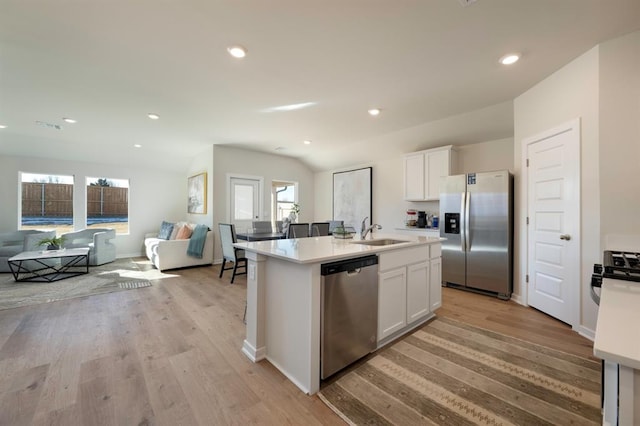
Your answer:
(403, 145), (457, 201)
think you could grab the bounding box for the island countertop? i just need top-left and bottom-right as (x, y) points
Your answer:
(234, 233), (443, 264)
(594, 279), (640, 369)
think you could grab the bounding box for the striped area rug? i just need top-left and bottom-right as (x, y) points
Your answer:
(319, 317), (601, 425)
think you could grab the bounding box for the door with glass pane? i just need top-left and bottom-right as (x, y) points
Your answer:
(230, 177), (260, 234)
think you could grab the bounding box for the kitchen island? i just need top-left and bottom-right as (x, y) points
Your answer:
(235, 233), (443, 394)
(594, 279), (640, 424)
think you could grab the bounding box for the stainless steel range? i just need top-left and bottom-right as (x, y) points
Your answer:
(590, 250), (640, 304)
(591, 249), (640, 425)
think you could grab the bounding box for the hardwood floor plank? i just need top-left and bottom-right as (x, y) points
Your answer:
(0, 262), (597, 425)
(0, 364), (49, 426)
(78, 374), (116, 426)
(31, 404), (82, 426)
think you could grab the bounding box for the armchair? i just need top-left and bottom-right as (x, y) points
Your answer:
(62, 228), (116, 266)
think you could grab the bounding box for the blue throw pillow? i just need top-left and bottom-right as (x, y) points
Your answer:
(158, 221), (174, 240)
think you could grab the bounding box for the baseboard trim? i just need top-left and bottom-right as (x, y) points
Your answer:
(242, 339), (266, 362)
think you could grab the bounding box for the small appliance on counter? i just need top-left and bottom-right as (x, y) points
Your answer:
(405, 209), (417, 227)
(417, 211), (427, 228)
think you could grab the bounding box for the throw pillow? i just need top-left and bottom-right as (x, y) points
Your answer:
(169, 221), (186, 240)
(158, 221), (174, 240)
(175, 224), (193, 240)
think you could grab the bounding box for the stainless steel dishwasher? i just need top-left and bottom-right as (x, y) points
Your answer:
(321, 255), (378, 379)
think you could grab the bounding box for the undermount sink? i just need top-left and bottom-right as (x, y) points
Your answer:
(351, 238), (408, 246)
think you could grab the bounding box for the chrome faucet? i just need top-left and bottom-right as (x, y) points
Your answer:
(360, 216), (382, 239)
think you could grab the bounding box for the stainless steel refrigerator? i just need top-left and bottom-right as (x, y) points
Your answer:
(439, 170), (513, 299)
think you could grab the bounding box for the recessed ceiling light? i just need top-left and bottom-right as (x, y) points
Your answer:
(62, 117), (77, 124)
(0, 125), (6, 129)
(148, 113), (160, 120)
(368, 108), (381, 116)
(499, 53), (520, 65)
(227, 45), (247, 59)
(303, 140), (311, 145)
(134, 144), (142, 148)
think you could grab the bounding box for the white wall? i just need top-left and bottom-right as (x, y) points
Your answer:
(514, 46), (601, 335)
(514, 31), (640, 337)
(211, 145), (315, 262)
(314, 138), (515, 234)
(456, 138), (514, 174)
(187, 145), (214, 229)
(0, 155), (185, 257)
(599, 31), (640, 242)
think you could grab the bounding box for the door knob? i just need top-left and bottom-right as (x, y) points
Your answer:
(560, 234), (571, 240)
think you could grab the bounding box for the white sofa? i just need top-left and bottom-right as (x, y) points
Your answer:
(0, 230), (56, 272)
(61, 228), (117, 266)
(144, 224), (214, 271)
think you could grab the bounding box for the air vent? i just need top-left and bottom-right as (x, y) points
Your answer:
(35, 120), (63, 130)
(458, 0), (477, 6)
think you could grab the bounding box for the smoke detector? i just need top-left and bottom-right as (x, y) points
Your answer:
(458, 0), (478, 6)
(35, 120), (63, 130)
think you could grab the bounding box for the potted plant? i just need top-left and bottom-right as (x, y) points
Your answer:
(37, 235), (66, 251)
(288, 203), (300, 223)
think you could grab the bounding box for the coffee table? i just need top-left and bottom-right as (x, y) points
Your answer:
(8, 248), (90, 282)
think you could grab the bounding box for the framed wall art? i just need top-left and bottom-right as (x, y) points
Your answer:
(333, 167), (372, 229)
(187, 172), (207, 214)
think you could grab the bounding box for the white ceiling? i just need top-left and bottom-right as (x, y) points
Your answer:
(1, 0), (639, 172)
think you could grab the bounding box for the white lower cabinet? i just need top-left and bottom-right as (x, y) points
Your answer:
(407, 261), (430, 323)
(378, 268), (407, 340)
(429, 257), (442, 311)
(378, 244), (441, 343)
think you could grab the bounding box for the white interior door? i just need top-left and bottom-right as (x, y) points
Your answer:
(526, 120), (580, 326)
(230, 177), (260, 233)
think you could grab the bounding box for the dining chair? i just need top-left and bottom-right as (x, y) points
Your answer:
(218, 223), (247, 284)
(252, 221), (273, 233)
(309, 222), (330, 237)
(287, 223), (310, 239)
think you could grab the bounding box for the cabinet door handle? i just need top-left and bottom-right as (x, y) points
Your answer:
(560, 234), (571, 241)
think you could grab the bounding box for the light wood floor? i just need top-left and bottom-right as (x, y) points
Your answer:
(0, 261), (596, 425)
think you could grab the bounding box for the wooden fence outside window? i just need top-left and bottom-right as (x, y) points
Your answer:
(21, 183), (128, 217)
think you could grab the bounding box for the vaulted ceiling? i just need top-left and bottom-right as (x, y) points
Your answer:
(1, 0), (639, 171)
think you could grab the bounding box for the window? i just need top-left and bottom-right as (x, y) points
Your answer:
(86, 177), (129, 234)
(20, 172), (74, 236)
(272, 181), (297, 222)
(233, 184), (255, 220)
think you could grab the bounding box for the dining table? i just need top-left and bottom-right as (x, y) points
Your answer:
(236, 232), (286, 242)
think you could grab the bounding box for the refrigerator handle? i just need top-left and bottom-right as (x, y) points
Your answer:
(460, 192), (466, 252)
(464, 191), (470, 252)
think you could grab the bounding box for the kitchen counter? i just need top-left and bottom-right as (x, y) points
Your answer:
(236, 233), (442, 395)
(394, 226), (440, 232)
(594, 279), (640, 425)
(234, 232), (442, 264)
(594, 280), (640, 369)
